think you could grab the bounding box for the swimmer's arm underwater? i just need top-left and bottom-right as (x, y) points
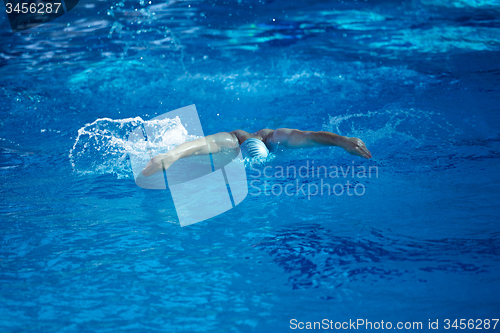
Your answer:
(141, 132), (238, 176)
(268, 128), (372, 159)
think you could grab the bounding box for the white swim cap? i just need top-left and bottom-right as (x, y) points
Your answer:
(240, 138), (269, 159)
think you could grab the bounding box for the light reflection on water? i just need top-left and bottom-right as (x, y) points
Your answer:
(1, 0), (499, 73)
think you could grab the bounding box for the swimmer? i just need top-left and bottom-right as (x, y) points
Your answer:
(142, 128), (371, 177)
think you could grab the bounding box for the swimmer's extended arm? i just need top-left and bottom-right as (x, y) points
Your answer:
(268, 128), (372, 159)
(142, 132), (239, 176)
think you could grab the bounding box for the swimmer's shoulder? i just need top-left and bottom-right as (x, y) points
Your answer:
(230, 130), (254, 145)
(254, 128), (275, 141)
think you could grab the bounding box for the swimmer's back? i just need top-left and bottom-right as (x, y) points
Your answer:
(230, 129), (275, 146)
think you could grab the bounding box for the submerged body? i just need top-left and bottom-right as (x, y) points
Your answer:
(142, 128), (371, 177)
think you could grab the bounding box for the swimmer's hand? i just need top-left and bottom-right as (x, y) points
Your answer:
(341, 137), (372, 159)
(142, 153), (175, 177)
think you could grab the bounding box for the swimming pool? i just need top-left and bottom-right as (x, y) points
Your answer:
(1, 0), (499, 331)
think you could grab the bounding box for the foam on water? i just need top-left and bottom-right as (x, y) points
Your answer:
(324, 107), (460, 146)
(321, 107), (466, 174)
(69, 116), (198, 178)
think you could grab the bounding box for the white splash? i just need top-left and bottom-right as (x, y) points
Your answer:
(69, 116), (197, 179)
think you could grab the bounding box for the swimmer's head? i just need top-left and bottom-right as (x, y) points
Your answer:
(240, 138), (269, 159)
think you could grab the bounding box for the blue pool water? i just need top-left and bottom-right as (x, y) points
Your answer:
(1, 0), (500, 331)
